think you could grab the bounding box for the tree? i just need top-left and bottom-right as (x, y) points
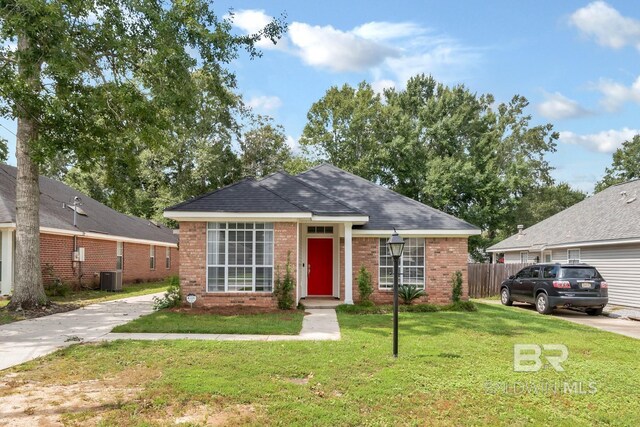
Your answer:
(240, 116), (292, 178)
(0, 1), (285, 309)
(300, 82), (384, 182)
(595, 135), (640, 192)
(301, 75), (560, 260)
(513, 183), (586, 229)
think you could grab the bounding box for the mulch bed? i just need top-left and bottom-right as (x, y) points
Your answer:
(169, 305), (300, 316)
(0, 302), (80, 321)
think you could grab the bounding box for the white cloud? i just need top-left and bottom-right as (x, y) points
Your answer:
(352, 22), (426, 41)
(228, 9), (288, 50)
(289, 22), (398, 72)
(569, 1), (640, 50)
(371, 79), (396, 94)
(595, 76), (640, 111)
(246, 95), (282, 112)
(559, 128), (640, 153)
(536, 92), (590, 120)
(228, 11), (479, 82)
(286, 135), (300, 152)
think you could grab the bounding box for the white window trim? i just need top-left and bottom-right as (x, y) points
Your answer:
(165, 246), (171, 269)
(116, 241), (123, 270)
(567, 248), (581, 264)
(543, 250), (552, 263)
(206, 222), (275, 293)
(150, 245), (156, 270)
(520, 251), (529, 263)
(378, 238), (426, 290)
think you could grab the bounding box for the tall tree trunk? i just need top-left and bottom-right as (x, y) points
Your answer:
(7, 32), (46, 310)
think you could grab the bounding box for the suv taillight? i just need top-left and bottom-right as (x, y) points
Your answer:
(553, 280), (571, 288)
(601, 281), (608, 289)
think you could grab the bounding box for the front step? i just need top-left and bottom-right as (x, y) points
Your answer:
(301, 298), (342, 309)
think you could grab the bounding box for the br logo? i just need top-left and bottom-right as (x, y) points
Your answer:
(513, 344), (568, 372)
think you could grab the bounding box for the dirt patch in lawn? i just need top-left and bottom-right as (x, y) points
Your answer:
(170, 305), (301, 316)
(0, 302), (80, 323)
(0, 374), (141, 426)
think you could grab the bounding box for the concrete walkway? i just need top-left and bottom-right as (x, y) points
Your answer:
(100, 308), (341, 342)
(478, 299), (640, 340)
(0, 293), (161, 371)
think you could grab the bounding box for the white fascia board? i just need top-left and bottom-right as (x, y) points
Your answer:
(352, 228), (481, 237)
(489, 237), (640, 253)
(311, 215), (369, 225)
(164, 211), (312, 221)
(40, 227), (178, 247)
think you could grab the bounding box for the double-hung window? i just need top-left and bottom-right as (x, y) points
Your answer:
(520, 251), (529, 263)
(116, 242), (123, 270)
(378, 238), (425, 290)
(150, 245), (156, 270)
(165, 246), (171, 269)
(567, 249), (580, 264)
(207, 222), (274, 292)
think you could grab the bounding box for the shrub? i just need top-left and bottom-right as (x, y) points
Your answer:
(398, 285), (426, 304)
(274, 252), (295, 310)
(356, 266), (373, 303)
(336, 302), (476, 314)
(42, 264), (71, 297)
(152, 281), (182, 310)
(451, 270), (463, 303)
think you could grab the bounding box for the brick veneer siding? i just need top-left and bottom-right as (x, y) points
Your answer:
(40, 233), (178, 288)
(179, 221), (297, 308)
(341, 236), (468, 305)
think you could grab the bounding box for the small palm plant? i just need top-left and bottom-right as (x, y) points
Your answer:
(398, 285), (426, 305)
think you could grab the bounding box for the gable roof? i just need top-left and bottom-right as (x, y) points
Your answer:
(296, 164), (479, 231)
(488, 179), (640, 252)
(0, 164), (177, 245)
(166, 163), (479, 232)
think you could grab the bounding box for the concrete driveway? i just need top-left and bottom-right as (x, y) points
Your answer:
(0, 293), (161, 371)
(479, 300), (640, 339)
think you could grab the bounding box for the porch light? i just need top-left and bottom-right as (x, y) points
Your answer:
(386, 229), (405, 358)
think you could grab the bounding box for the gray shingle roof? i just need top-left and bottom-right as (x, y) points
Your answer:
(258, 171), (364, 216)
(166, 178), (306, 213)
(488, 179), (640, 251)
(295, 164), (479, 231)
(0, 165), (177, 244)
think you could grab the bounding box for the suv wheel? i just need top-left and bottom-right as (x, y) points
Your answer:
(500, 288), (513, 306)
(535, 293), (553, 315)
(586, 307), (604, 316)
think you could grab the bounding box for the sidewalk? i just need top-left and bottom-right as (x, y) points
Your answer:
(0, 293), (161, 371)
(99, 308), (341, 342)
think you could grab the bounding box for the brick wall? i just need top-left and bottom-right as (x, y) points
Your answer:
(178, 221), (298, 308)
(341, 236), (468, 305)
(40, 232), (178, 288)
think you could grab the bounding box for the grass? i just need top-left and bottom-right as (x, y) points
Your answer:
(112, 310), (305, 335)
(0, 279), (170, 325)
(5, 302), (640, 425)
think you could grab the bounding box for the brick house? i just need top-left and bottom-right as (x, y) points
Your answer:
(0, 165), (178, 295)
(165, 164), (480, 307)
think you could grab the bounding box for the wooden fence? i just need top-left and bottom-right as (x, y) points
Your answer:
(467, 263), (529, 298)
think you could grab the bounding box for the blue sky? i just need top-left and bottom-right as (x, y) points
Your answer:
(2, 1), (639, 192)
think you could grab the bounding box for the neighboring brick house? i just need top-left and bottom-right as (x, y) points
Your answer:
(165, 164), (479, 308)
(0, 165), (178, 294)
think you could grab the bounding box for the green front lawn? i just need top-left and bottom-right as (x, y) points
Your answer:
(112, 310), (305, 335)
(5, 303), (640, 426)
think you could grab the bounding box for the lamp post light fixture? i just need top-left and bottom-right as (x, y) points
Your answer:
(387, 228), (405, 358)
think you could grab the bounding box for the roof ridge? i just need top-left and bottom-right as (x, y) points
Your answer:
(300, 163), (478, 229)
(254, 177), (312, 213)
(273, 170), (367, 215)
(165, 178), (256, 211)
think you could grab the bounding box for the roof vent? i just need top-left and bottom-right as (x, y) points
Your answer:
(621, 191), (627, 197)
(517, 224), (524, 235)
(626, 196), (637, 204)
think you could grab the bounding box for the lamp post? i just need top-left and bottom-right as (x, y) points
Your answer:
(387, 229), (405, 358)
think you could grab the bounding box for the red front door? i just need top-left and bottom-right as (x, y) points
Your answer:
(307, 238), (333, 296)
